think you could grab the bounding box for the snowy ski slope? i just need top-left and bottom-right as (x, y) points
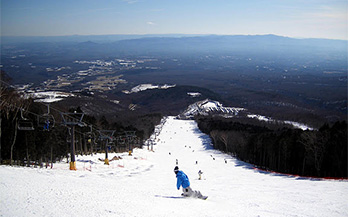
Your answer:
(1, 117), (347, 217)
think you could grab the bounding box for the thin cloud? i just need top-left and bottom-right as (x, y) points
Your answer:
(147, 21), (156, 25)
(123, 0), (138, 4)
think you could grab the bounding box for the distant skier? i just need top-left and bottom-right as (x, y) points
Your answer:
(198, 170), (203, 180)
(174, 166), (207, 199)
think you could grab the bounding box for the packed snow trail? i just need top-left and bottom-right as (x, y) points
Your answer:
(1, 116), (347, 217)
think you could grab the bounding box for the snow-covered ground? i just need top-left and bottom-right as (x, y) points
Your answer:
(27, 91), (74, 103)
(123, 84), (176, 94)
(180, 99), (245, 119)
(180, 99), (313, 130)
(1, 117), (347, 217)
(247, 114), (314, 131)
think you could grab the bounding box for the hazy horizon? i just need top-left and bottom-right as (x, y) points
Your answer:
(1, 0), (347, 40)
(2, 33), (347, 42)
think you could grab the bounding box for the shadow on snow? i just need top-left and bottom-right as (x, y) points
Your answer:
(155, 195), (185, 199)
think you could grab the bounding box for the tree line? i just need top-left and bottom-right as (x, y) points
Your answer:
(195, 115), (347, 178)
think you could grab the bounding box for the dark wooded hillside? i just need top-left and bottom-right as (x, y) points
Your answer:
(196, 115), (347, 178)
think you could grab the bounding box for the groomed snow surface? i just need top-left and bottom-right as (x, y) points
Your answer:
(1, 117), (347, 217)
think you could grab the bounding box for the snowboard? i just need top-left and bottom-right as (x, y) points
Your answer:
(200, 196), (208, 200)
(182, 194), (208, 200)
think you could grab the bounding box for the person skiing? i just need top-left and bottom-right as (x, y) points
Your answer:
(198, 170), (203, 180)
(174, 166), (206, 199)
(44, 119), (50, 131)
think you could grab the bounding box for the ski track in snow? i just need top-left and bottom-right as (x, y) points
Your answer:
(1, 116), (347, 217)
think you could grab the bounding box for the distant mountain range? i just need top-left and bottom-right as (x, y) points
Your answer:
(2, 34), (346, 57)
(110, 34), (346, 55)
(0, 34), (203, 44)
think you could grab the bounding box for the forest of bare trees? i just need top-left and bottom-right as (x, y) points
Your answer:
(196, 115), (347, 178)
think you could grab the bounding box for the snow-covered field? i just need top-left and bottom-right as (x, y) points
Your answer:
(123, 84), (176, 94)
(28, 91), (74, 103)
(1, 117), (347, 217)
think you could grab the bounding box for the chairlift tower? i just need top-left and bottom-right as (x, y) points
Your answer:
(125, 131), (136, 155)
(116, 135), (126, 152)
(60, 112), (85, 170)
(98, 130), (115, 165)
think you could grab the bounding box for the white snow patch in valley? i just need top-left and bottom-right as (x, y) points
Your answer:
(283, 120), (314, 131)
(1, 117), (346, 217)
(187, 92), (202, 97)
(201, 101), (223, 109)
(123, 84), (176, 94)
(247, 114), (314, 130)
(27, 91), (74, 103)
(247, 114), (272, 122)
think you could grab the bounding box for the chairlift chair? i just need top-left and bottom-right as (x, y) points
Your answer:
(86, 125), (97, 144)
(18, 109), (34, 131)
(117, 135), (127, 146)
(94, 143), (102, 151)
(98, 130), (116, 141)
(37, 114), (55, 131)
(37, 104), (55, 131)
(18, 120), (35, 131)
(86, 132), (97, 144)
(60, 112), (85, 127)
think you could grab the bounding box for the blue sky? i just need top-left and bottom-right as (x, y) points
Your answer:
(1, 0), (347, 39)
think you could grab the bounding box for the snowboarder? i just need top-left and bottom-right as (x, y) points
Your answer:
(174, 166), (207, 199)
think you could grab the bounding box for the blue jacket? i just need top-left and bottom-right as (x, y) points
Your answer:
(176, 170), (190, 189)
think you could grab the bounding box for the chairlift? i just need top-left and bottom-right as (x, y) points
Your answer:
(94, 143), (102, 151)
(108, 140), (115, 146)
(116, 135), (126, 144)
(61, 112), (85, 170)
(60, 112), (85, 127)
(18, 109), (35, 131)
(98, 130), (115, 141)
(98, 130), (116, 164)
(86, 125), (97, 144)
(66, 137), (71, 143)
(37, 104), (55, 131)
(86, 132), (95, 143)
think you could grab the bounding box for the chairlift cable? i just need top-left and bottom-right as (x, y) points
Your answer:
(1, 80), (143, 139)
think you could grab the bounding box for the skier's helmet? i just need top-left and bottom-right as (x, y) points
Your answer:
(174, 166), (179, 174)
